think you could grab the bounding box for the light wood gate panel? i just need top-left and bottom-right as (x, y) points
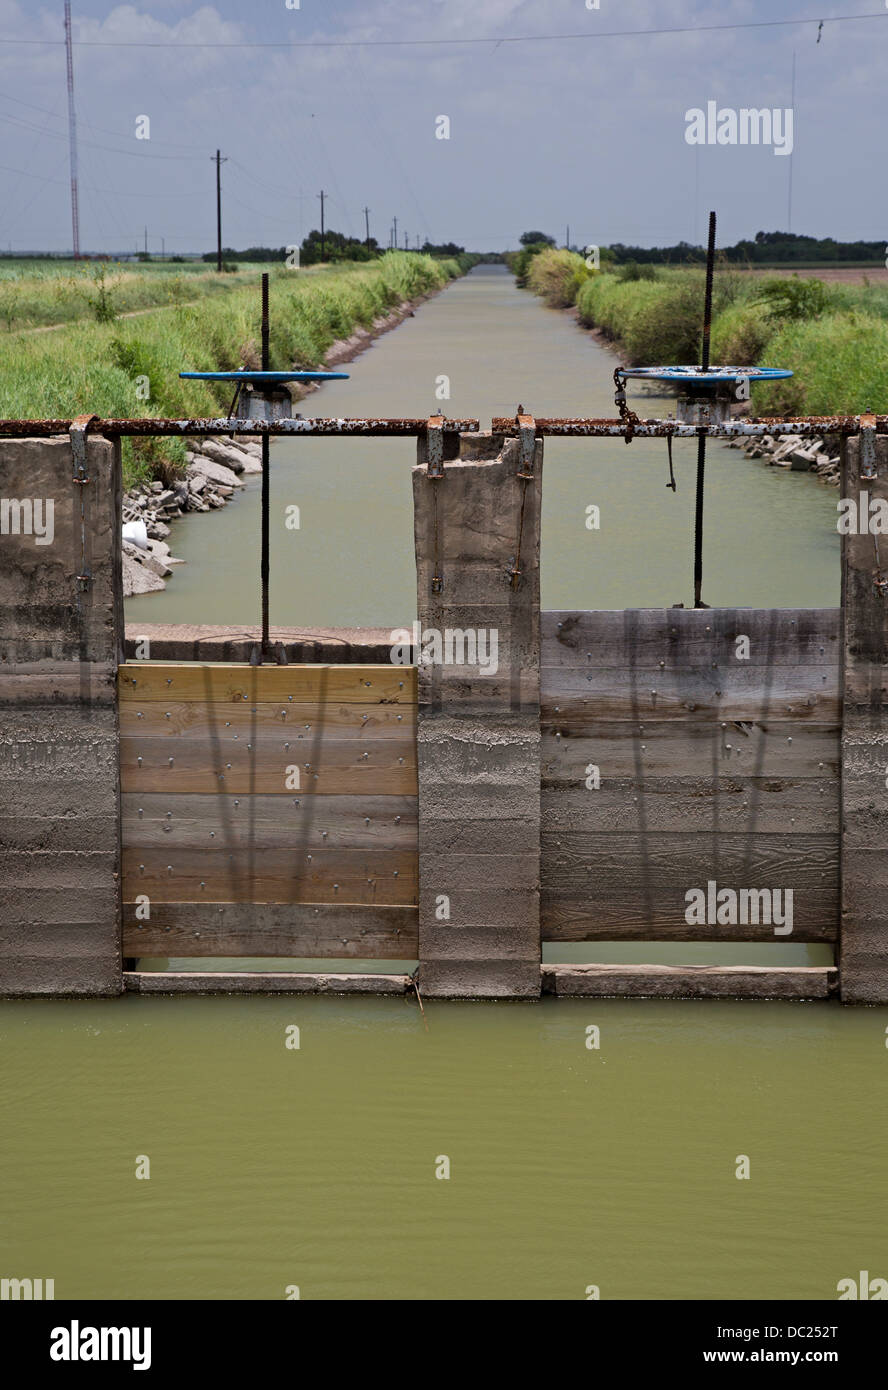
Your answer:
(119, 662), (418, 956)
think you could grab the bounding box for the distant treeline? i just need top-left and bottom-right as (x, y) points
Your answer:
(201, 234), (482, 267)
(607, 231), (886, 266)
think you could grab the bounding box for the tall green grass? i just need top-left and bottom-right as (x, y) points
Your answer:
(754, 312), (888, 415)
(0, 253), (462, 486)
(526, 248), (593, 308)
(566, 266), (888, 417)
(0, 263), (265, 331)
(576, 267), (748, 364)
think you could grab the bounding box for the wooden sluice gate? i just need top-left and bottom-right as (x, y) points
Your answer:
(1, 412), (887, 1002)
(118, 661), (419, 956)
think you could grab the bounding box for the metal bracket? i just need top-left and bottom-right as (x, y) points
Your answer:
(426, 414), (445, 478)
(427, 415), (445, 592)
(860, 413), (878, 481)
(70, 414), (98, 592)
(516, 411), (536, 478)
(70, 413), (97, 484)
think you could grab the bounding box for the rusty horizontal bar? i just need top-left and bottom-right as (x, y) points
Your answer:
(0, 416), (480, 439)
(0, 413), (875, 441)
(492, 415), (877, 439)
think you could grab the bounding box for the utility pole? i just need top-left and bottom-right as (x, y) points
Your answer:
(214, 150), (227, 272)
(404, 231), (408, 251)
(393, 215), (398, 251)
(363, 206), (370, 250)
(318, 190), (326, 261)
(161, 236), (165, 259)
(566, 224), (570, 250)
(64, 1), (80, 260)
(144, 225), (148, 257)
(787, 50), (796, 233)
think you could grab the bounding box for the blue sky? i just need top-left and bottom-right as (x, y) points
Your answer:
(0, 0), (884, 253)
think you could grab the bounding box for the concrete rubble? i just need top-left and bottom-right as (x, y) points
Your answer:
(724, 431), (842, 485)
(120, 436), (261, 597)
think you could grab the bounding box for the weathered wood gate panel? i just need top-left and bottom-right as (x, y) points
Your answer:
(120, 661), (418, 958)
(541, 608), (841, 942)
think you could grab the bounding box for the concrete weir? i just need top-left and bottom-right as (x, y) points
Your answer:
(0, 425), (885, 1002)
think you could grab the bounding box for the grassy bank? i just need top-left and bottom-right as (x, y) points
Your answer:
(517, 248), (888, 415)
(0, 261), (266, 332)
(0, 252), (464, 486)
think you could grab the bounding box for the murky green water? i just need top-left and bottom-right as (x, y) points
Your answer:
(2, 995), (886, 1299)
(4, 268), (882, 1302)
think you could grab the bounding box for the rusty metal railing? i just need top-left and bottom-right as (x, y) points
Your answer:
(0, 413), (878, 440)
(0, 417), (480, 438)
(490, 415), (883, 439)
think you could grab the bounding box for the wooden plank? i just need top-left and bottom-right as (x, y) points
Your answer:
(541, 665), (839, 722)
(120, 700), (414, 739)
(123, 624), (403, 665)
(542, 829), (838, 891)
(541, 963), (837, 1000)
(122, 846), (416, 904)
(542, 780), (839, 835)
(121, 794), (417, 850)
(542, 609), (841, 667)
(542, 895), (836, 942)
(123, 902), (417, 957)
(119, 735), (416, 795)
(124, 971), (411, 994)
(541, 830), (838, 942)
(541, 721), (840, 780)
(118, 662), (416, 704)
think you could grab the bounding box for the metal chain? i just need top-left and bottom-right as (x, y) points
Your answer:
(613, 367), (640, 444)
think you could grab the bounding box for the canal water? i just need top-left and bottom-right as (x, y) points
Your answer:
(4, 267), (884, 1301)
(126, 263), (839, 630)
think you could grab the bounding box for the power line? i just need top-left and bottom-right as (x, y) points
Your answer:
(0, 13), (885, 48)
(227, 158), (312, 202)
(0, 89), (208, 150)
(0, 109), (208, 160)
(0, 159), (203, 198)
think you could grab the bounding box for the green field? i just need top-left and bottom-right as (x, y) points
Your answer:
(0, 253), (465, 486)
(517, 247), (888, 416)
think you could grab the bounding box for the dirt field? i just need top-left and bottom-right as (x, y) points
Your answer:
(741, 265), (888, 284)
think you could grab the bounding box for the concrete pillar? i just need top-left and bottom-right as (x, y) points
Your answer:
(0, 436), (123, 995)
(412, 431), (541, 998)
(840, 428), (888, 1002)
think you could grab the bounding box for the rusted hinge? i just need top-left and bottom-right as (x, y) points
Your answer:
(860, 412), (878, 481)
(426, 414), (445, 478)
(70, 414), (98, 592)
(70, 413), (98, 484)
(516, 410), (536, 478)
(427, 414), (445, 592)
(509, 409), (537, 589)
